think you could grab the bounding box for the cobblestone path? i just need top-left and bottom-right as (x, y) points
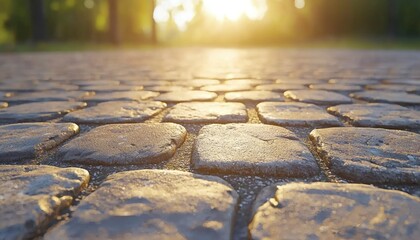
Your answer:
(0, 48), (419, 240)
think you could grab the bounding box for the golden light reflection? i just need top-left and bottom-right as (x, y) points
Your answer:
(153, 0), (268, 31)
(202, 0), (267, 22)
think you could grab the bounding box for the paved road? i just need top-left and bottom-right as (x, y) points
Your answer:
(0, 48), (419, 240)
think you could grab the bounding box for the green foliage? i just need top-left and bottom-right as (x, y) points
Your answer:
(0, 0), (419, 45)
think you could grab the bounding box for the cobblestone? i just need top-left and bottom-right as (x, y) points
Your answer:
(57, 123), (186, 165)
(328, 103), (420, 129)
(82, 91), (159, 103)
(250, 182), (420, 240)
(155, 90), (217, 102)
(44, 169), (238, 240)
(284, 89), (353, 105)
(351, 90), (420, 105)
(0, 49), (419, 239)
(62, 101), (166, 124)
(164, 102), (247, 123)
(257, 102), (342, 127)
(0, 165), (89, 240)
(0, 122), (79, 162)
(225, 91), (284, 102)
(192, 124), (319, 177)
(310, 127), (420, 184)
(0, 101), (86, 123)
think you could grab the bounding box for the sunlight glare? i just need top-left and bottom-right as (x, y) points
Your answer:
(154, 0), (268, 31)
(202, 0), (267, 22)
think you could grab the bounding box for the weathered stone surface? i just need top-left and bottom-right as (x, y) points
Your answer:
(0, 82), (79, 92)
(82, 91), (159, 102)
(309, 83), (362, 92)
(63, 101), (166, 124)
(225, 91), (283, 102)
(164, 102), (247, 123)
(250, 182), (420, 240)
(255, 84), (306, 92)
(72, 80), (120, 86)
(310, 127), (420, 184)
(328, 103), (420, 129)
(58, 123), (186, 165)
(146, 85), (193, 92)
(0, 101), (86, 123)
(328, 78), (378, 85)
(350, 90), (420, 105)
(200, 84), (252, 92)
(257, 102), (342, 127)
(383, 79), (420, 86)
(284, 90), (353, 105)
(366, 84), (419, 93)
(192, 124), (319, 177)
(155, 90), (217, 102)
(0, 165), (90, 240)
(0, 102), (7, 108)
(44, 169), (238, 240)
(224, 79), (271, 86)
(0, 123), (79, 162)
(276, 79), (325, 85)
(180, 79), (220, 87)
(122, 80), (170, 86)
(0, 91), (12, 99)
(80, 85), (144, 92)
(5, 91), (94, 103)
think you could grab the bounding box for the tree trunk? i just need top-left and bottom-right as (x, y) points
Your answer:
(109, 0), (119, 45)
(30, 0), (46, 42)
(388, 0), (398, 38)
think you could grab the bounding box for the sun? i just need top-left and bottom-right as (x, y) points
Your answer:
(202, 0), (267, 22)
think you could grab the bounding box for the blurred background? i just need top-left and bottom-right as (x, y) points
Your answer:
(0, 0), (419, 50)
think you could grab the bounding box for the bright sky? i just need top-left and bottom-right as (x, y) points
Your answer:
(153, 0), (269, 31)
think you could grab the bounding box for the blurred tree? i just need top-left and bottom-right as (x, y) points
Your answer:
(30, 0), (47, 42)
(108, 0), (119, 44)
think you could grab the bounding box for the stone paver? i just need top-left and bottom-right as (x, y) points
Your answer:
(0, 82), (79, 91)
(255, 84), (306, 92)
(0, 123), (79, 162)
(178, 79), (220, 87)
(0, 165), (90, 240)
(350, 90), (420, 105)
(250, 182), (420, 240)
(155, 90), (217, 102)
(200, 84), (252, 92)
(82, 91), (159, 102)
(0, 91), (12, 99)
(192, 124), (319, 177)
(80, 85), (144, 92)
(310, 127), (420, 184)
(58, 123), (186, 165)
(44, 169), (238, 240)
(257, 102), (342, 127)
(328, 78), (379, 85)
(328, 103), (420, 129)
(0, 101), (86, 123)
(164, 102), (247, 123)
(225, 91), (283, 102)
(383, 79), (420, 85)
(63, 101), (166, 124)
(72, 79), (120, 86)
(366, 84), (419, 93)
(2, 49), (420, 239)
(5, 91), (94, 103)
(284, 90), (353, 105)
(0, 102), (7, 108)
(309, 83), (362, 92)
(146, 85), (193, 92)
